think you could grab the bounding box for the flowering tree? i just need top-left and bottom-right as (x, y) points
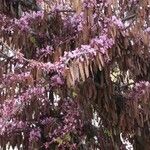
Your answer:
(0, 0), (150, 149)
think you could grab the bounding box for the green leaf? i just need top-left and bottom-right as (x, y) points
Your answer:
(30, 36), (37, 46)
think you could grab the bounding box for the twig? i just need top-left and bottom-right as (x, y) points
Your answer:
(122, 14), (136, 22)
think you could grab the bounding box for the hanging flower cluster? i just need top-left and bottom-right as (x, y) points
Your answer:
(14, 11), (44, 31)
(44, 100), (82, 149)
(2, 72), (31, 86)
(0, 87), (45, 129)
(129, 81), (150, 100)
(29, 128), (41, 142)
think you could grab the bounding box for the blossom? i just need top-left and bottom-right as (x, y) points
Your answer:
(129, 81), (150, 100)
(111, 16), (124, 29)
(145, 27), (150, 33)
(2, 72), (31, 86)
(29, 128), (41, 142)
(37, 45), (53, 55)
(83, 0), (95, 8)
(14, 11), (44, 31)
(0, 86), (45, 123)
(51, 74), (64, 87)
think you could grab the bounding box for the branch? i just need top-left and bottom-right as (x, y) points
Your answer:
(122, 14), (136, 22)
(48, 9), (76, 15)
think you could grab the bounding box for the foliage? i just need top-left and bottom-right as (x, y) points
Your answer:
(0, 0), (150, 149)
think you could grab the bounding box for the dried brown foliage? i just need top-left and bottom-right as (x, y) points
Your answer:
(0, 0), (150, 150)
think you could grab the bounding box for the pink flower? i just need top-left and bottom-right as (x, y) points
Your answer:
(13, 11), (44, 31)
(111, 16), (124, 29)
(145, 27), (150, 33)
(29, 128), (41, 142)
(51, 75), (64, 86)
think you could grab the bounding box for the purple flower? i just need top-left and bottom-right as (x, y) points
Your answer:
(29, 128), (41, 142)
(145, 27), (150, 33)
(111, 16), (124, 29)
(51, 75), (64, 86)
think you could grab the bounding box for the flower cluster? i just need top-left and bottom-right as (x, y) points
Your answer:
(129, 81), (150, 100)
(52, 3), (72, 11)
(29, 128), (41, 142)
(145, 27), (150, 34)
(2, 72), (31, 86)
(0, 119), (28, 135)
(44, 100), (82, 149)
(28, 60), (65, 74)
(69, 12), (84, 32)
(0, 0), (150, 149)
(14, 11), (44, 31)
(1, 87), (45, 122)
(40, 117), (55, 125)
(134, 81), (150, 93)
(60, 35), (114, 64)
(83, 0), (96, 8)
(91, 35), (114, 54)
(13, 34), (114, 85)
(111, 16), (124, 29)
(37, 45), (53, 55)
(51, 74), (64, 87)
(61, 45), (96, 63)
